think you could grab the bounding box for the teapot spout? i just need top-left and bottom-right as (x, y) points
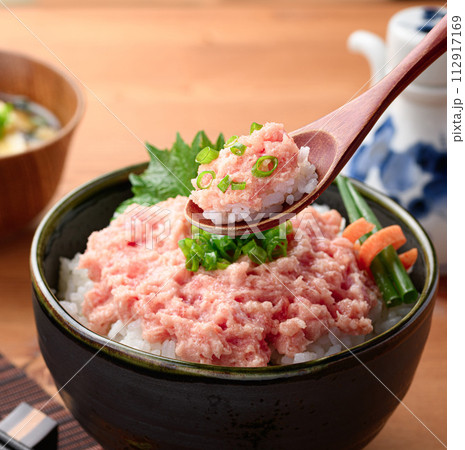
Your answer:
(347, 31), (386, 85)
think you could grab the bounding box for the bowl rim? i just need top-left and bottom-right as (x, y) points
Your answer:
(30, 163), (438, 380)
(0, 48), (85, 161)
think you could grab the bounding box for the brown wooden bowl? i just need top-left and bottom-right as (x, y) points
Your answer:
(0, 49), (85, 237)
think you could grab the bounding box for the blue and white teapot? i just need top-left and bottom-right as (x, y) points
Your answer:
(345, 6), (447, 272)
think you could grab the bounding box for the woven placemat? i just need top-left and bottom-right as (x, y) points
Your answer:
(0, 353), (101, 449)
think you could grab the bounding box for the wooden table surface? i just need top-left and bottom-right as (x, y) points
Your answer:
(0, 2), (446, 448)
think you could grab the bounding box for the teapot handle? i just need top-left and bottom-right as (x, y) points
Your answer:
(347, 31), (386, 85)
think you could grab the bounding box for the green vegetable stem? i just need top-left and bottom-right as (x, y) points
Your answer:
(336, 176), (418, 306)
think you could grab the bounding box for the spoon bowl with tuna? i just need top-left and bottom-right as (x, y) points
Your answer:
(186, 15), (446, 236)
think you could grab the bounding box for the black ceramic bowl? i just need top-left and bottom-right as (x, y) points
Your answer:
(31, 164), (438, 450)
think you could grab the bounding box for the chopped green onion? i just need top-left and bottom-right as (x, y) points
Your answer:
(217, 259), (231, 270)
(186, 256), (200, 272)
(191, 225), (210, 238)
(179, 221), (293, 272)
(190, 241), (205, 259)
(211, 235), (238, 262)
(263, 222), (290, 260)
(203, 252), (218, 271)
(230, 142), (247, 156)
(250, 122), (263, 133)
(265, 237), (287, 260)
(236, 233), (254, 247)
(191, 227), (211, 246)
(263, 221), (289, 240)
(196, 170), (216, 189)
(178, 238), (194, 258)
(249, 246), (268, 265)
(191, 225), (202, 236)
(251, 155), (279, 178)
(195, 146), (219, 164)
(240, 239), (256, 253)
(286, 221), (293, 235)
(217, 175), (232, 193)
(241, 240), (268, 264)
(225, 135), (238, 146)
(231, 181), (246, 190)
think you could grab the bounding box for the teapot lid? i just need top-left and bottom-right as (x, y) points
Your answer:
(386, 6), (446, 88)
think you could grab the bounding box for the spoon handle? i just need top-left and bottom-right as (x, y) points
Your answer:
(360, 13), (447, 118)
(295, 14), (447, 167)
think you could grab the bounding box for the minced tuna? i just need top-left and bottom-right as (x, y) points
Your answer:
(190, 122), (318, 225)
(70, 196), (380, 367)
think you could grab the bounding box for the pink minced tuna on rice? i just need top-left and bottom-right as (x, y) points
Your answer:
(58, 196), (382, 367)
(190, 122), (318, 225)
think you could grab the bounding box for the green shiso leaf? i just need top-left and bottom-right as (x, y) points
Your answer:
(113, 128), (293, 272)
(114, 131), (224, 217)
(215, 133), (225, 150)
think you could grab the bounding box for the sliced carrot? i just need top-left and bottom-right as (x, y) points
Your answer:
(342, 218), (375, 243)
(358, 225), (407, 269)
(398, 248), (418, 271)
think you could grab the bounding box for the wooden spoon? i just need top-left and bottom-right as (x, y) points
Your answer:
(186, 15), (447, 235)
